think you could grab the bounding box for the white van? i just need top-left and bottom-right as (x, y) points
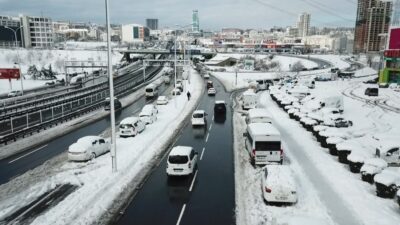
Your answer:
(145, 84), (158, 98)
(244, 123), (283, 165)
(191, 110), (207, 126)
(246, 108), (273, 124)
(242, 90), (257, 110)
(166, 146), (198, 176)
(118, 117), (146, 137)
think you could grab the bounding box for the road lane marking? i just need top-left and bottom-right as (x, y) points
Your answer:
(200, 147), (205, 160)
(212, 115), (214, 121)
(205, 133), (210, 142)
(8, 145), (48, 164)
(208, 123), (213, 131)
(176, 204), (186, 225)
(189, 170), (198, 192)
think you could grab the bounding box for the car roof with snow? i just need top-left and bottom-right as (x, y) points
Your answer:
(277, 215), (330, 225)
(243, 90), (256, 95)
(120, 117), (141, 124)
(73, 136), (101, 148)
(215, 100), (225, 104)
(374, 168), (400, 186)
(142, 104), (155, 110)
(193, 110), (205, 114)
(158, 96), (167, 100)
(248, 123), (280, 136)
(264, 165), (296, 189)
(170, 146), (193, 156)
(378, 140), (400, 152)
(248, 108), (272, 118)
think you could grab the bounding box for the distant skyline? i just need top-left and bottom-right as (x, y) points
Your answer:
(1, 0), (358, 30)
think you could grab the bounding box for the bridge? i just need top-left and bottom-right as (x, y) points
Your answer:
(119, 49), (216, 62)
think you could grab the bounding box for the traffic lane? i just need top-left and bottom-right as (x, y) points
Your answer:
(181, 91), (235, 225)
(0, 82), (169, 185)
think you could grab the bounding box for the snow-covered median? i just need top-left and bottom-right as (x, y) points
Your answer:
(0, 69), (203, 225)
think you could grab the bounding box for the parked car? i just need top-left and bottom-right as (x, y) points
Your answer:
(68, 136), (110, 161)
(262, 165), (297, 204)
(360, 158), (388, 184)
(171, 88), (181, 96)
(166, 146), (198, 176)
(214, 100), (226, 114)
(7, 90), (22, 97)
(374, 168), (400, 198)
(365, 87), (379, 96)
(104, 97), (122, 111)
(118, 117), (146, 137)
(191, 110), (207, 126)
(208, 87), (216, 95)
(139, 108), (157, 124)
(156, 96), (169, 105)
(375, 140), (400, 166)
(142, 104), (158, 115)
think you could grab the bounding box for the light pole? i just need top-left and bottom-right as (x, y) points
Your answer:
(3, 25), (24, 94)
(2, 25), (23, 48)
(105, 0), (117, 173)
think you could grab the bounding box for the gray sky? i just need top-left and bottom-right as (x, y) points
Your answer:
(0, 0), (357, 29)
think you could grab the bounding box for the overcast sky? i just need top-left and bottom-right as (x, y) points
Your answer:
(1, 0), (357, 30)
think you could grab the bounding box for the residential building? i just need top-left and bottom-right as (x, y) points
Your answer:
(354, 0), (392, 53)
(0, 15), (23, 47)
(297, 12), (311, 37)
(121, 24), (150, 43)
(146, 19), (158, 30)
(21, 15), (53, 48)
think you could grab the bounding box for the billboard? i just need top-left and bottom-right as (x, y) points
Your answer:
(388, 27), (400, 50)
(0, 68), (20, 79)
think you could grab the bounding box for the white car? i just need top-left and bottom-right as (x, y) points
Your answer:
(207, 87), (216, 95)
(157, 96), (169, 105)
(68, 136), (110, 161)
(191, 110), (207, 126)
(262, 165), (297, 204)
(142, 104), (158, 115)
(118, 117), (146, 137)
(166, 146), (198, 176)
(171, 88), (181, 96)
(8, 90), (22, 97)
(203, 73), (210, 79)
(139, 109), (157, 124)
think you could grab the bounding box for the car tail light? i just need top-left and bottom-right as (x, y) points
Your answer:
(265, 187), (272, 193)
(280, 149), (283, 155)
(252, 149), (256, 157)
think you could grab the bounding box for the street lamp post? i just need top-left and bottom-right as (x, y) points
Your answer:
(105, 0), (117, 173)
(3, 25), (24, 94)
(3, 25), (23, 48)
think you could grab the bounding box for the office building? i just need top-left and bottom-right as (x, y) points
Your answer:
(192, 10), (200, 33)
(354, 0), (392, 53)
(297, 12), (311, 37)
(21, 15), (53, 48)
(0, 15), (23, 47)
(146, 19), (158, 30)
(121, 24), (150, 43)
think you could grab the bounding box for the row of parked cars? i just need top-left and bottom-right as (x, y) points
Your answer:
(270, 83), (400, 208)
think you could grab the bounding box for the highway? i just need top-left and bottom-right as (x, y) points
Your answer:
(114, 78), (235, 225)
(0, 67), (168, 185)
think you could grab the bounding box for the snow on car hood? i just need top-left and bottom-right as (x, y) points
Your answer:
(69, 142), (89, 153)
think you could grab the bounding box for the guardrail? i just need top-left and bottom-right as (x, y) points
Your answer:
(0, 64), (164, 145)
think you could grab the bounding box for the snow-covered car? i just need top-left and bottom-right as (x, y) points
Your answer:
(166, 146), (198, 176)
(375, 140), (400, 166)
(142, 104), (158, 115)
(139, 108), (157, 125)
(203, 73), (210, 79)
(7, 90), (22, 97)
(374, 168), (400, 198)
(360, 158), (388, 184)
(156, 96), (168, 105)
(191, 110), (207, 126)
(171, 88), (181, 96)
(277, 215), (330, 225)
(207, 87), (216, 95)
(118, 117), (146, 137)
(262, 165), (297, 204)
(68, 136), (110, 161)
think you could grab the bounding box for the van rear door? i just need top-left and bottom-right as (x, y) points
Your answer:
(254, 141), (281, 164)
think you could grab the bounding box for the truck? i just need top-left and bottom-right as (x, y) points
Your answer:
(242, 90), (257, 110)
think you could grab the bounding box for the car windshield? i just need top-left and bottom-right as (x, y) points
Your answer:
(193, 113), (204, 118)
(120, 124), (133, 129)
(168, 155), (188, 164)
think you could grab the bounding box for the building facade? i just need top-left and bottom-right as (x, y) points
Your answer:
(121, 24), (150, 43)
(192, 10), (200, 33)
(354, 0), (392, 53)
(146, 19), (158, 30)
(0, 16), (23, 47)
(297, 12), (311, 37)
(21, 15), (53, 48)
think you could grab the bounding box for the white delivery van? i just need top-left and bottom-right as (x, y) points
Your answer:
(244, 123), (283, 165)
(118, 117), (146, 137)
(191, 110), (207, 126)
(246, 108), (273, 124)
(242, 90), (257, 110)
(145, 84), (158, 98)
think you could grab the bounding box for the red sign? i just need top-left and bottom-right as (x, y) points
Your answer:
(388, 28), (400, 50)
(0, 68), (20, 79)
(384, 49), (400, 58)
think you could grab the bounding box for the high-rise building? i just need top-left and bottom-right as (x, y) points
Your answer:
(354, 0), (392, 53)
(121, 24), (150, 43)
(146, 19), (158, 30)
(192, 10), (200, 33)
(0, 16), (23, 47)
(297, 12), (311, 37)
(21, 15), (53, 48)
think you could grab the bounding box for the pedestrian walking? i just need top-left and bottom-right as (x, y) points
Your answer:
(187, 91), (191, 101)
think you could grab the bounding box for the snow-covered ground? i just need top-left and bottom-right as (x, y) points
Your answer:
(0, 68), (203, 225)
